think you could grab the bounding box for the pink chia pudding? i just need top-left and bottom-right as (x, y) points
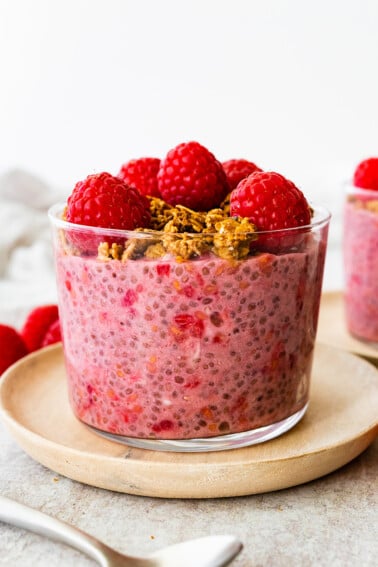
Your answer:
(49, 158), (330, 450)
(343, 192), (378, 344)
(52, 219), (328, 444)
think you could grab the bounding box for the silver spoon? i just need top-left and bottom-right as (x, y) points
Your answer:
(0, 495), (242, 566)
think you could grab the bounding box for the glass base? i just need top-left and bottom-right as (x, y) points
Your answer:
(86, 403), (308, 453)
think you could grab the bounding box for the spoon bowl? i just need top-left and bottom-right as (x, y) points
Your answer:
(0, 495), (242, 566)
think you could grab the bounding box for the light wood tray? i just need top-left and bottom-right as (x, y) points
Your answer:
(0, 343), (377, 499)
(317, 290), (378, 363)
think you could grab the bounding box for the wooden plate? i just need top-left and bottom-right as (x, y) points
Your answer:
(0, 343), (377, 499)
(317, 291), (378, 363)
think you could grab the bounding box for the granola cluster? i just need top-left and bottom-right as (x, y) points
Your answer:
(98, 196), (257, 262)
(348, 196), (378, 214)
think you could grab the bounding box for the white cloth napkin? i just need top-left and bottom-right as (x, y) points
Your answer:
(0, 169), (67, 328)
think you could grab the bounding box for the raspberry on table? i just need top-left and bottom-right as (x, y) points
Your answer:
(21, 304), (60, 352)
(117, 157), (161, 198)
(157, 141), (230, 211)
(353, 157), (378, 191)
(0, 324), (28, 375)
(222, 159), (262, 190)
(230, 171), (311, 231)
(66, 172), (151, 230)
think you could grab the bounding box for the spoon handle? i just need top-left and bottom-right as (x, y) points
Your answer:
(0, 494), (110, 565)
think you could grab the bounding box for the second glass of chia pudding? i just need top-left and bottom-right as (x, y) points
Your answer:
(343, 157), (378, 346)
(49, 142), (330, 451)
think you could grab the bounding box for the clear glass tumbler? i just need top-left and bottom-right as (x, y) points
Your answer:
(343, 185), (378, 346)
(49, 203), (330, 452)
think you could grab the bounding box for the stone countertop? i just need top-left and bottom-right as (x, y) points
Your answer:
(0, 420), (377, 567)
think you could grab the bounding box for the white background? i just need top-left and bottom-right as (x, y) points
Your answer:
(0, 0), (377, 306)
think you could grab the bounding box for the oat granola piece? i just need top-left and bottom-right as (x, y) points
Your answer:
(163, 205), (207, 234)
(98, 242), (124, 261)
(366, 199), (378, 213)
(148, 197), (175, 230)
(349, 197), (378, 213)
(204, 208), (229, 232)
(122, 236), (161, 260)
(144, 242), (167, 259)
(160, 233), (211, 260)
(219, 192), (231, 215)
(212, 217), (256, 260)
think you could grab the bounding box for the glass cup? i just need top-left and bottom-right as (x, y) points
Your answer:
(343, 185), (378, 346)
(48, 203), (330, 452)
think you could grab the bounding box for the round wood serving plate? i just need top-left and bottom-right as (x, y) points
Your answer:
(0, 343), (377, 499)
(317, 290), (378, 364)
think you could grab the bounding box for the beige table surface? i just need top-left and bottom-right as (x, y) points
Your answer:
(1, 248), (377, 566)
(0, 418), (377, 567)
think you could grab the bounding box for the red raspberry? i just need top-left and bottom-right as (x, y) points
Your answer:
(353, 158), (378, 190)
(65, 172), (151, 253)
(42, 319), (62, 347)
(230, 171), (311, 231)
(157, 141), (230, 211)
(222, 159), (262, 190)
(0, 325), (28, 375)
(117, 157), (161, 197)
(66, 172), (151, 230)
(21, 305), (59, 352)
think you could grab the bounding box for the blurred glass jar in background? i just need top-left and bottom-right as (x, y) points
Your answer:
(343, 158), (378, 346)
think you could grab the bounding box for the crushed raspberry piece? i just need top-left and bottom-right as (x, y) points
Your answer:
(222, 159), (262, 190)
(117, 157), (161, 197)
(353, 158), (378, 191)
(180, 285), (195, 298)
(230, 171), (311, 231)
(156, 264), (170, 276)
(174, 313), (196, 329)
(122, 289), (138, 307)
(184, 379), (200, 389)
(21, 305), (60, 353)
(157, 141), (230, 211)
(152, 419), (174, 433)
(173, 313), (204, 339)
(0, 325), (28, 375)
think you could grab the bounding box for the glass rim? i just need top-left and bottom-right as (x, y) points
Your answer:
(48, 202), (331, 239)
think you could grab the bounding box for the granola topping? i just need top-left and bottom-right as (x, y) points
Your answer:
(97, 196), (257, 261)
(348, 196), (378, 213)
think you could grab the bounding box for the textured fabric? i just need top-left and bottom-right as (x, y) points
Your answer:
(0, 169), (66, 328)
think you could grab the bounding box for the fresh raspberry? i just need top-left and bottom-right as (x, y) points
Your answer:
(42, 319), (62, 347)
(21, 305), (59, 352)
(222, 159), (262, 190)
(230, 171), (311, 231)
(0, 325), (28, 375)
(66, 172), (151, 230)
(157, 141), (230, 211)
(117, 157), (161, 197)
(65, 172), (151, 252)
(353, 158), (378, 190)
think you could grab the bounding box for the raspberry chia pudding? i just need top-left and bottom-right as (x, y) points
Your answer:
(49, 142), (330, 451)
(343, 158), (378, 345)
